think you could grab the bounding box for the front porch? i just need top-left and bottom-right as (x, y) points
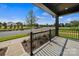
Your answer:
(23, 36), (79, 56)
(0, 3), (79, 56)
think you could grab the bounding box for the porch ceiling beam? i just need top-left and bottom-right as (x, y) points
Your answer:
(34, 3), (57, 16)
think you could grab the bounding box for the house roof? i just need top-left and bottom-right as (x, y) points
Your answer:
(34, 3), (79, 16)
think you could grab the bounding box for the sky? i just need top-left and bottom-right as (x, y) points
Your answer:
(0, 3), (79, 25)
(59, 12), (79, 24)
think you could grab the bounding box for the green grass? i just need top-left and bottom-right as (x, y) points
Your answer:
(0, 26), (32, 31)
(59, 27), (79, 40)
(0, 34), (29, 42)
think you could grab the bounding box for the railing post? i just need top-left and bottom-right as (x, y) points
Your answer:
(30, 32), (33, 56)
(55, 15), (59, 36)
(49, 29), (51, 42)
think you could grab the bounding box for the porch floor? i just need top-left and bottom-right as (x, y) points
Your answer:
(24, 36), (79, 56)
(34, 36), (67, 56)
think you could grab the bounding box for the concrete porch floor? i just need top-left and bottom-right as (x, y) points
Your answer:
(24, 36), (79, 56)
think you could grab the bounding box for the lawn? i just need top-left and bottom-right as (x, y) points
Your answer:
(0, 34), (29, 42)
(59, 27), (79, 40)
(0, 26), (32, 32)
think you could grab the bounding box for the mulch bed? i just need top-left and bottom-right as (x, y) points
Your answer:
(21, 34), (49, 54)
(0, 47), (8, 56)
(22, 40), (30, 53)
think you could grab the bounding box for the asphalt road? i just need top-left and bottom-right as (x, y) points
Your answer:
(0, 27), (54, 37)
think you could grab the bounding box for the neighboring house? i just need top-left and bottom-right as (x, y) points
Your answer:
(7, 22), (16, 26)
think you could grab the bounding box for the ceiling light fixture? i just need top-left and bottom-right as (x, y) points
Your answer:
(65, 8), (68, 10)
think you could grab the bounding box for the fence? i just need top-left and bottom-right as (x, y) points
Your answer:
(59, 27), (79, 40)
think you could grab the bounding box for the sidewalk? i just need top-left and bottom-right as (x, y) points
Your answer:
(0, 36), (30, 56)
(5, 43), (25, 56)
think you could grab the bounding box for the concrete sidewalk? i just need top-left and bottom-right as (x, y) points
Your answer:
(0, 36), (30, 56)
(5, 43), (25, 56)
(0, 36), (30, 48)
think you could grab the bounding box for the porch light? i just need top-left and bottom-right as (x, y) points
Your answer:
(65, 8), (68, 10)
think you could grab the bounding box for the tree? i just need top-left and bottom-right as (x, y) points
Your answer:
(70, 20), (79, 27)
(16, 22), (23, 30)
(0, 22), (2, 28)
(16, 22), (20, 30)
(26, 10), (38, 28)
(9, 24), (13, 29)
(64, 20), (79, 27)
(65, 23), (70, 27)
(20, 23), (23, 30)
(14, 25), (16, 30)
(59, 23), (64, 27)
(3, 22), (7, 29)
(46, 24), (49, 27)
(33, 23), (39, 28)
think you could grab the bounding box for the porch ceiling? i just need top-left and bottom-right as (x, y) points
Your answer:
(34, 3), (79, 16)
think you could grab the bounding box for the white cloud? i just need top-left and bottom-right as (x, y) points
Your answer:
(36, 16), (41, 19)
(0, 19), (7, 23)
(66, 17), (79, 23)
(0, 17), (25, 24)
(42, 12), (50, 16)
(37, 16), (45, 19)
(66, 18), (72, 22)
(36, 15), (55, 25)
(50, 15), (55, 20)
(59, 16), (63, 19)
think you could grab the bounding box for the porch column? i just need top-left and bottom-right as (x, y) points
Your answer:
(55, 15), (59, 36)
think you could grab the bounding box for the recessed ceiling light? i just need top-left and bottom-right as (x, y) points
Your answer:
(65, 8), (68, 10)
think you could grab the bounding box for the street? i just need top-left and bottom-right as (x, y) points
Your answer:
(0, 27), (54, 37)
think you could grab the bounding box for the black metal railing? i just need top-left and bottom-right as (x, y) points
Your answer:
(59, 27), (79, 40)
(30, 29), (55, 55)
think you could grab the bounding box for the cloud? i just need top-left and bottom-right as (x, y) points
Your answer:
(42, 12), (50, 16)
(0, 19), (7, 23)
(36, 15), (55, 25)
(66, 17), (79, 23)
(36, 15), (53, 20)
(37, 16), (45, 19)
(66, 18), (72, 22)
(42, 12), (55, 21)
(59, 16), (63, 19)
(0, 17), (25, 24)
